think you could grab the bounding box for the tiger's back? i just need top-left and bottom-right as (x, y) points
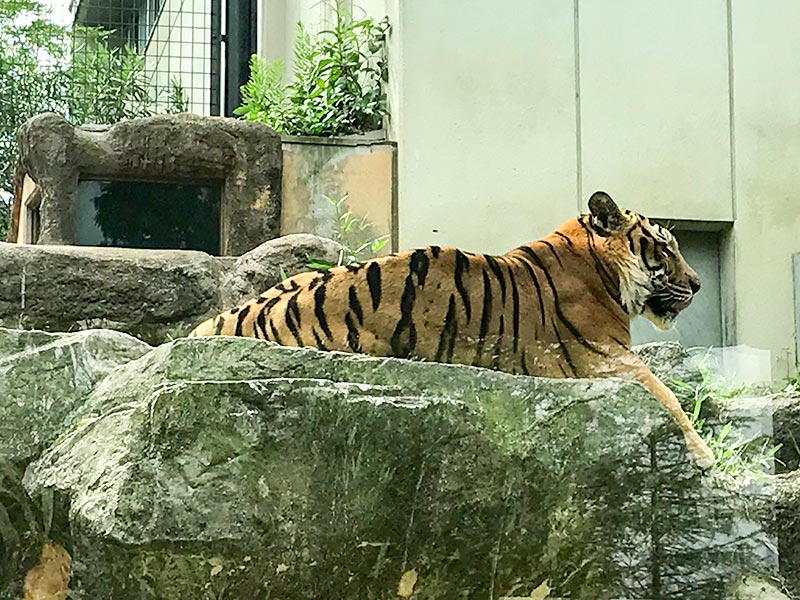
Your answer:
(190, 191), (718, 469)
(191, 225), (632, 378)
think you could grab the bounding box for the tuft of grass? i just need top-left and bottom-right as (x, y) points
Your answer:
(306, 193), (388, 270)
(673, 369), (781, 488)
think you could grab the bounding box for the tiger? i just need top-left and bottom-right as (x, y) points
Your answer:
(190, 191), (715, 469)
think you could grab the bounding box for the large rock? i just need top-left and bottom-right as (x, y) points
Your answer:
(23, 337), (775, 599)
(0, 327), (151, 462)
(775, 471), (800, 595)
(0, 236), (344, 344)
(0, 327), (150, 599)
(219, 233), (346, 306)
(0, 242), (223, 344)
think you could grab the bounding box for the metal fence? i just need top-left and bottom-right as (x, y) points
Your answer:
(70, 0), (216, 117)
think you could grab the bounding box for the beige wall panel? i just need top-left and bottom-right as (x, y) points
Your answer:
(281, 140), (396, 255)
(731, 0), (800, 377)
(579, 0), (732, 221)
(396, 0), (577, 254)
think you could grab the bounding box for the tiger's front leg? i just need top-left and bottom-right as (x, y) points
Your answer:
(609, 354), (715, 470)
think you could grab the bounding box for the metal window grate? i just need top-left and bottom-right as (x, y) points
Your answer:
(70, 0), (215, 118)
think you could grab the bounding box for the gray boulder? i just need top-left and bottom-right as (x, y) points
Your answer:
(0, 242), (223, 345)
(23, 337), (775, 599)
(0, 236), (348, 343)
(219, 234), (346, 306)
(0, 327), (150, 599)
(775, 471), (800, 596)
(0, 327), (151, 462)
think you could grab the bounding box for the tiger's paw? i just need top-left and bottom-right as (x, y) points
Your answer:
(691, 441), (716, 471)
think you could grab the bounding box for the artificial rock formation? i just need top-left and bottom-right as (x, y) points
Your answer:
(0, 235), (344, 344)
(12, 336), (777, 599)
(14, 113), (282, 255)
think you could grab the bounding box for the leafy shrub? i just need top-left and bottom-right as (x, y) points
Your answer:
(235, 3), (389, 136)
(0, 1), (191, 240)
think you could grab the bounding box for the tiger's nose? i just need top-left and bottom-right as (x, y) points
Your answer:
(689, 277), (701, 294)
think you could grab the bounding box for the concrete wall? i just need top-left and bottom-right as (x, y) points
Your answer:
(259, 0), (800, 376)
(281, 137), (396, 255)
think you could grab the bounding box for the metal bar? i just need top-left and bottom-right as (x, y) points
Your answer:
(210, 0), (222, 116)
(223, 0), (256, 116)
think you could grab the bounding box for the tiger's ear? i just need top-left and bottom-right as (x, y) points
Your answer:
(588, 191), (626, 236)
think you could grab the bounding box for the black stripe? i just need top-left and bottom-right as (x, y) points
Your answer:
(551, 318), (577, 376)
(491, 315), (505, 370)
(610, 335), (629, 348)
(391, 274), (417, 358)
(430, 245), (441, 258)
(314, 284), (333, 340)
(264, 296), (281, 312)
(554, 231), (575, 247)
(268, 319), (284, 345)
(349, 286), (364, 325)
(256, 295), (268, 304)
(346, 263), (363, 273)
(577, 218), (623, 306)
(256, 308), (268, 339)
(234, 305), (251, 336)
(484, 255), (507, 305)
(366, 262), (382, 310)
(540, 240), (563, 267)
(213, 315), (225, 335)
(229, 306), (239, 314)
(639, 236), (659, 272)
(473, 270), (492, 366)
(507, 264), (521, 354)
(410, 249), (430, 286)
(345, 313), (361, 352)
(516, 246), (607, 357)
(435, 294), (458, 363)
(513, 253), (547, 330)
(284, 294), (304, 346)
(312, 328), (328, 350)
(520, 348), (530, 376)
(454, 250), (472, 322)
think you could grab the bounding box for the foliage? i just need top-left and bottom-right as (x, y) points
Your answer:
(0, 1), (191, 239)
(672, 368), (781, 488)
(167, 77), (190, 114)
(67, 26), (151, 125)
(305, 193), (388, 270)
(0, 0), (70, 238)
(235, 2), (389, 136)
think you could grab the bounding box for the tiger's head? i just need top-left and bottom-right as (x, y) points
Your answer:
(586, 191), (701, 330)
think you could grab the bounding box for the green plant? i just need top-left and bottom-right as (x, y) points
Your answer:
(166, 76), (190, 114)
(67, 26), (151, 124)
(0, 2), (193, 239)
(672, 371), (780, 487)
(306, 193), (388, 270)
(235, 2), (389, 136)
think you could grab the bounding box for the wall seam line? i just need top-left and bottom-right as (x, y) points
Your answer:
(573, 0), (583, 212)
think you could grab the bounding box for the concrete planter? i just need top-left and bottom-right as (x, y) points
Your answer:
(281, 131), (397, 255)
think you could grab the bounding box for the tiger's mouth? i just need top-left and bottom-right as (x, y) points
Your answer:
(644, 291), (695, 324)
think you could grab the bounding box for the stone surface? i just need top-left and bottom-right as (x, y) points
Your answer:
(219, 234), (346, 306)
(0, 327), (151, 462)
(13, 112), (282, 255)
(0, 328), (149, 599)
(774, 471), (800, 596)
(0, 242), (224, 344)
(773, 391), (800, 473)
(22, 337), (775, 599)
